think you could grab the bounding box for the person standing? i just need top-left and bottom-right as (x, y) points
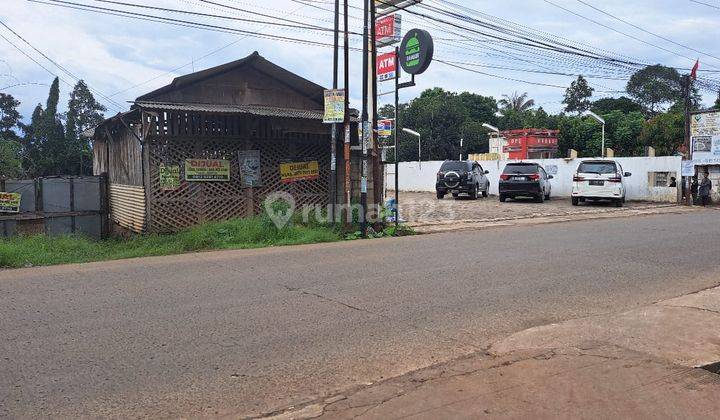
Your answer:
(699, 172), (712, 206)
(691, 176), (699, 205)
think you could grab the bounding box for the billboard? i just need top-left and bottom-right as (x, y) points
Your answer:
(690, 111), (720, 165)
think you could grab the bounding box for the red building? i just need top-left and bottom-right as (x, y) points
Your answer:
(502, 129), (559, 160)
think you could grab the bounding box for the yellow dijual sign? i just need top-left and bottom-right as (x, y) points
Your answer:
(0, 192), (21, 213)
(185, 159), (230, 181)
(280, 161), (319, 184)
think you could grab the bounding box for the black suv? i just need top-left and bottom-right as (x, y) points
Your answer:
(436, 160), (490, 199)
(499, 162), (553, 203)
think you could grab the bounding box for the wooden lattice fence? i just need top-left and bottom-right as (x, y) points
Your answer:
(147, 128), (330, 232)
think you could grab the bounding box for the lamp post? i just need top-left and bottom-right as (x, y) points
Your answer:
(582, 110), (606, 158)
(402, 128), (421, 169)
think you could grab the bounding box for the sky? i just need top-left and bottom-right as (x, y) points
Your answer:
(2, 0), (720, 123)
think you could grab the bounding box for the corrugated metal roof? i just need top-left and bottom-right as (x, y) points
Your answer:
(134, 101), (325, 120)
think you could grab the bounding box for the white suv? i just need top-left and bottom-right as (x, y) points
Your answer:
(571, 160), (631, 207)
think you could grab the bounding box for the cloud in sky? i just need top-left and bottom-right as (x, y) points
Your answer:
(1, 0), (719, 121)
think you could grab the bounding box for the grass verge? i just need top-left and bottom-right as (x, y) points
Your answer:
(0, 215), (342, 268)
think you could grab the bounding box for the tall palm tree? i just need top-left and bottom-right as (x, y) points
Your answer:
(498, 91), (535, 112)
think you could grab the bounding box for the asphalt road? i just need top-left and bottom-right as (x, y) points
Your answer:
(2, 211), (719, 418)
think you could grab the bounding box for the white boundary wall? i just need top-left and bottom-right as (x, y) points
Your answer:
(385, 156), (682, 202)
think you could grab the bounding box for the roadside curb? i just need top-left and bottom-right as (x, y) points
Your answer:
(408, 204), (698, 234)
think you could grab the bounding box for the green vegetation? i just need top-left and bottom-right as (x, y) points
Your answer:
(0, 215), (342, 268)
(0, 200), (415, 268)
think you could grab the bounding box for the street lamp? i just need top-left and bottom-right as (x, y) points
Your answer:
(482, 123), (500, 134)
(582, 110), (606, 158)
(402, 128), (421, 168)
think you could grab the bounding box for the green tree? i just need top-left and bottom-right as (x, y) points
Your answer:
(626, 65), (683, 114)
(715, 90), (720, 109)
(602, 111), (646, 156)
(399, 88), (466, 161)
(65, 80), (106, 175)
(22, 77), (67, 176)
(498, 91), (535, 112)
(562, 75), (594, 114)
(638, 112), (684, 156)
(591, 96), (643, 114)
(0, 93), (23, 178)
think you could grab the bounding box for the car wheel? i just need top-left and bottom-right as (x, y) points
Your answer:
(535, 191), (545, 203)
(545, 189), (551, 200)
(452, 193), (459, 199)
(436, 191), (444, 199)
(615, 198), (623, 207)
(499, 194), (507, 202)
(572, 197), (579, 206)
(469, 184), (479, 200)
(482, 189), (488, 198)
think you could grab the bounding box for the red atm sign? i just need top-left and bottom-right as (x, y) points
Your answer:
(377, 51), (398, 82)
(376, 14), (401, 47)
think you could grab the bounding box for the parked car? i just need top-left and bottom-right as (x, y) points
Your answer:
(436, 160), (490, 199)
(571, 160), (631, 207)
(499, 162), (553, 203)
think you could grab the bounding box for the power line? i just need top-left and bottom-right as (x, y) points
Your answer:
(542, 0), (713, 69)
(0, 19), (125, 110)
(576, 0), (720, 65)
(106, 1), (317, 98)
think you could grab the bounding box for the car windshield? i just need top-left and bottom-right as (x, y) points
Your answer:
(578, 162), (617, 174)
(440, 161), (469, 172)
(503, 164), (538, 174)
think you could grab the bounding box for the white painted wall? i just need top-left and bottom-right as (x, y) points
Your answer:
(384, 156), (682, 202)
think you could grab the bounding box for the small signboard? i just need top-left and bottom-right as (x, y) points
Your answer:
(682, 160), (696, 177)
(280, 161), (319, 184)
(239, 150), (262, 187)
(159, 164), (180, 191)
(377, 51), (398, 82)
(185, 159), (230, 181)
(0, 192), (21, 213)
(378, 119), (394, 137)
(323, 89), (345, 124)
(376, 14), (402, 47)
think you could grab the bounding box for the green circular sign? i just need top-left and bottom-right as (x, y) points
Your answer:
(398, 29), (434, 75)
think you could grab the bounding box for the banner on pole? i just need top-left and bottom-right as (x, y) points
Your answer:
(376, 14), (402, 47)
(378, 119), (394, 137)
(323, 89), (345, 124)
(377, 51), (398, 82)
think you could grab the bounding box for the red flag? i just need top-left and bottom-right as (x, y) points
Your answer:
(691, 59), (700, 80)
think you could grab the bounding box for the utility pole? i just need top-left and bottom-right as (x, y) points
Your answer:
(394, 47), (400, 230)
(360, 0), (370, 236)
(343, 0), (351, 218)
(371, 0), (382, 210)
(330, 0), (340, 224)
(683, 74), (692, 206)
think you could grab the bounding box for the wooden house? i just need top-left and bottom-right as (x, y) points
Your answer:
(90, 52), (363, 233)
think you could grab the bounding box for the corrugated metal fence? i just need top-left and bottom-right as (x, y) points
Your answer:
(0, 176), (108, 239)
